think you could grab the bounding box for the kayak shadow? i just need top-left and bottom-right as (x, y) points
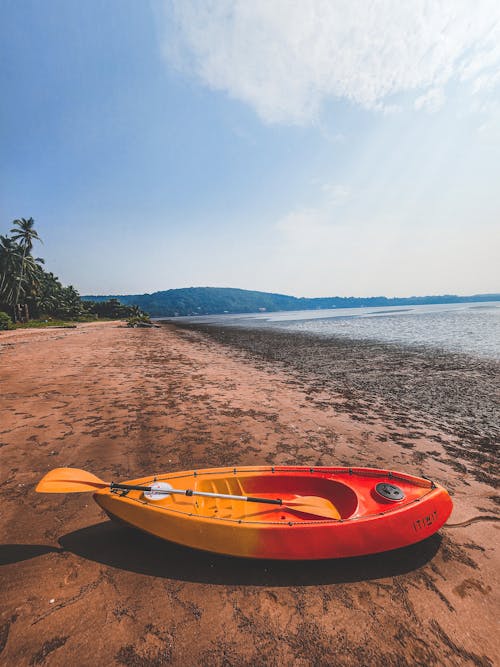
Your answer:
(51, 520), (442, 585)
(0, 544), (60, 565)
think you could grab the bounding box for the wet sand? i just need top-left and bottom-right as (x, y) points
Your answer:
(0, 321), (498, 666)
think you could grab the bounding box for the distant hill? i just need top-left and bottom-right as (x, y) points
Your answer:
(82, 287), (500, 318)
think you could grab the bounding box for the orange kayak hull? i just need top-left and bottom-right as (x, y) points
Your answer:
(93, 466), (452, 560)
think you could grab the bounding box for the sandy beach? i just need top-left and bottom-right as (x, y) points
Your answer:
(0, 321), (498, 666)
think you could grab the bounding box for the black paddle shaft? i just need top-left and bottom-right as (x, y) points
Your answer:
(111, 483), (151, 492)
(110, 482), (283, 506)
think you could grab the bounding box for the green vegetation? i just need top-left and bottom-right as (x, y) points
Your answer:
(127, 314), (152, 327)
(14, 319), (78, 329)
(0, 311), (13, 330)
(0, 218), (148, 325)
(83, 286), (500, 318)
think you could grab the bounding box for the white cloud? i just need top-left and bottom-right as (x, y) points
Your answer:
(320, 183), (351, 204)
(162, 0), (500, 124)
(414, 87), (445, 112)
(471, 69), (500, 94)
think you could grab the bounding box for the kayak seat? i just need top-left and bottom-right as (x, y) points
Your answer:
(197, 474), (358, 519)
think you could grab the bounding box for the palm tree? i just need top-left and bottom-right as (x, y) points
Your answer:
(57, 285), (84, 319)
(32, 270), (61, 317)
(130, 304), (143, 317)
(0, 234), (22, 308)
(10, 218), (42, 321)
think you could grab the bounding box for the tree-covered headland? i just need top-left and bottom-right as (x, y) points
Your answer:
(84, 286), (500, 318)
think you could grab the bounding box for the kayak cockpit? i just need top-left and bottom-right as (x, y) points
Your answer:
(135, 471), (359, 522)
(197, 473), (358, 520)
(105, 467), (433, 524)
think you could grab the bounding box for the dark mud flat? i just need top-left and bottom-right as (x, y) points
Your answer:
(182, 324), (499, 488)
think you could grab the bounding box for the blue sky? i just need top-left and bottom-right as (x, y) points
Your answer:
(1, 0), (499, 297)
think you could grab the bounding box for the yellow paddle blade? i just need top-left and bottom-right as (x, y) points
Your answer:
(36, 468), (109, 493)
(286, 496), (341, 520)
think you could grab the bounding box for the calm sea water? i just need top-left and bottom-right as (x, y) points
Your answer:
(170, 301), (500, 360)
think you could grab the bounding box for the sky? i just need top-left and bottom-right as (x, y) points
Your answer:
(1, 0), (499, 297)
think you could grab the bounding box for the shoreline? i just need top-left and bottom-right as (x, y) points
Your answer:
(180, 323), (499, 488)
(1, 321), (498, 665)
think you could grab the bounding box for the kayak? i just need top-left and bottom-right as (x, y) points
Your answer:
(38, 465), (452, 559)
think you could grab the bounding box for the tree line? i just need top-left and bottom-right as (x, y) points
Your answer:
(84, 285), (500, 318)
(0, 218), (146, 327)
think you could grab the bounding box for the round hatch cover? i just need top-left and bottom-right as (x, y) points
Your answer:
(144, 481), (173, 501)
(375, 482), (405, 501)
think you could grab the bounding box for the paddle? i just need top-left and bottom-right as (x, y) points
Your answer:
(36, 468), (340, 519)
